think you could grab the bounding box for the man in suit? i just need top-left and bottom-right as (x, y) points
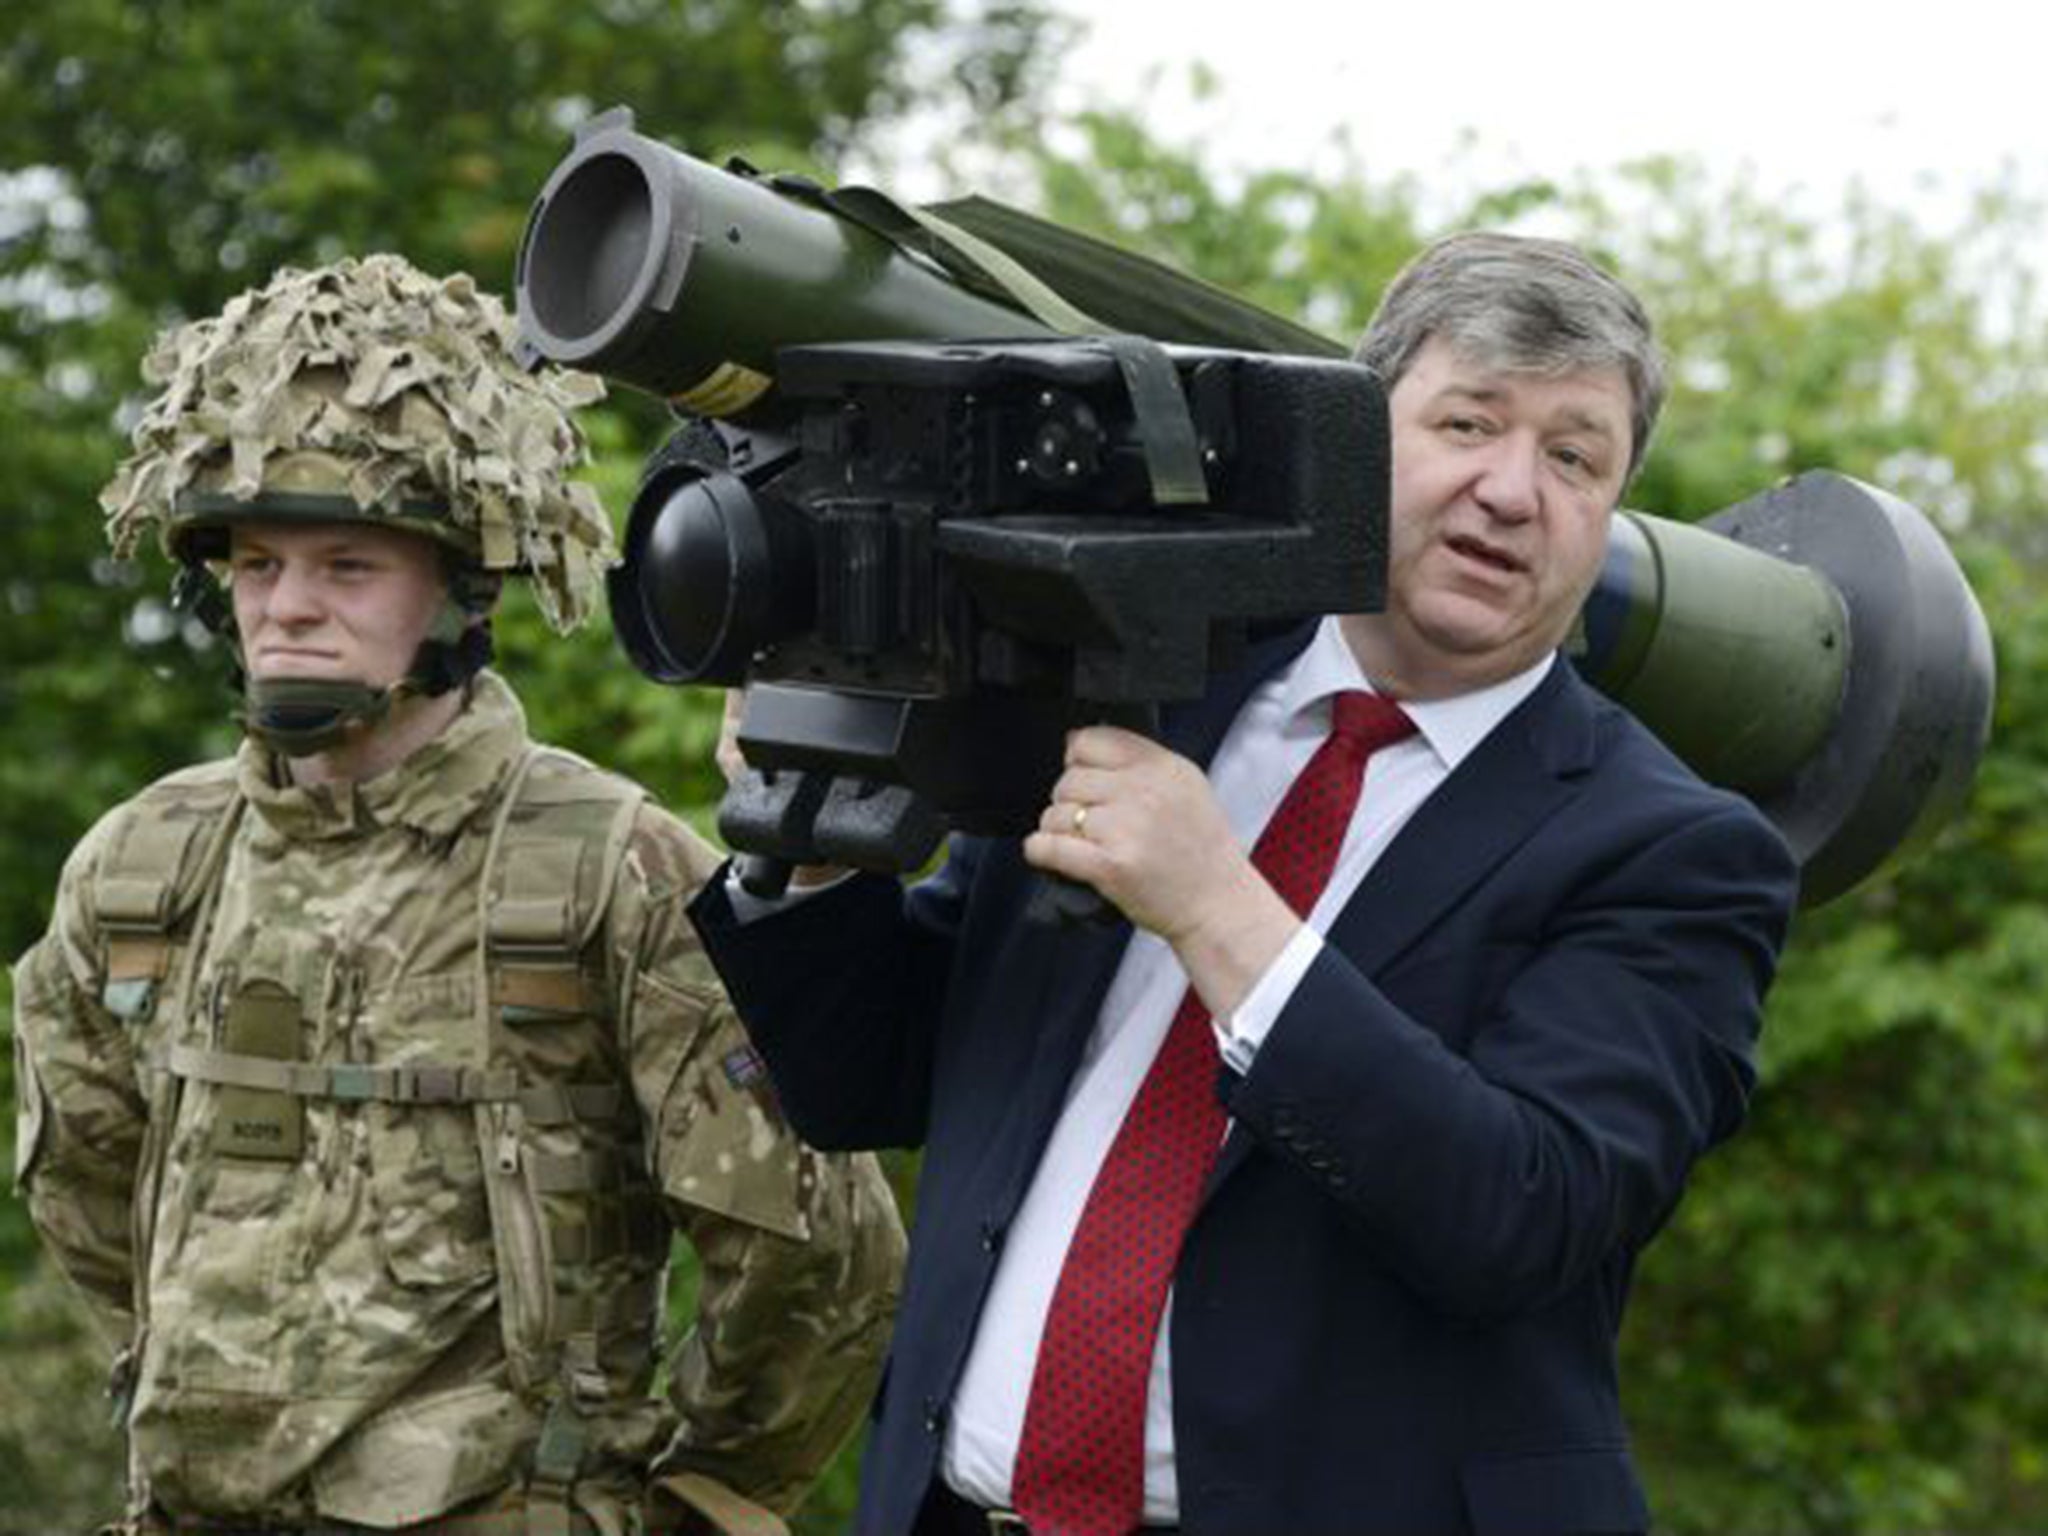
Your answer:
(689, 232), (1800, 1536)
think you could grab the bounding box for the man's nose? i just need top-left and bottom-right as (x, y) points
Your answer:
(1474, 437), (1541, 522)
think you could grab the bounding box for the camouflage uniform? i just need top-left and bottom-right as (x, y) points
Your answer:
(10, 255), (904, 1534)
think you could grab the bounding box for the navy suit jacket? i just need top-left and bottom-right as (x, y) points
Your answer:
(691, 625), (1798, 1536)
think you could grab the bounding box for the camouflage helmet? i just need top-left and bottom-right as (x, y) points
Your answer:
(100, 253), (616, 632)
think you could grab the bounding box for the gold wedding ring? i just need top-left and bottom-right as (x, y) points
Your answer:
(1071, 803), (1090, 837)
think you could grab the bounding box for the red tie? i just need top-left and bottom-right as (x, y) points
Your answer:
(1010, 691), (1416, 1536)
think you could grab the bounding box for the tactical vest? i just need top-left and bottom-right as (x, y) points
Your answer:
(90, 745), (653, 1535)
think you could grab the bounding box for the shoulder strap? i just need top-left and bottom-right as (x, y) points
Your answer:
(483, 746), (647, 1021)
(92, 766), (243, 1462)
(810, 180), (1104, 335)
(90, 764), (244, 1022)
(469, 746), (652, 1522)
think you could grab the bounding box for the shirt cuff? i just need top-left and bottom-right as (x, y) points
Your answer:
(723, 863), (853, 923)
(1213, 924), (1325, 1074)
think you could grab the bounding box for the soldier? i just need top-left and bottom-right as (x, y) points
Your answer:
(10, 254), (905, 1536)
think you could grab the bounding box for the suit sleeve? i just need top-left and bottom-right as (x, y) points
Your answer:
(11, 815), (145, 1347)
(686, 837), (982, 1152)
(614, 812), (906, 1515)
(1225, 796), (1797, 1322)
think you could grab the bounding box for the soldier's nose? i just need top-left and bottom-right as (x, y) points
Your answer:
(265, 564), (327, 624)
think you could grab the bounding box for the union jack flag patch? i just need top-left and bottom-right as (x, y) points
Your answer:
(722, 1044), (768, 1090)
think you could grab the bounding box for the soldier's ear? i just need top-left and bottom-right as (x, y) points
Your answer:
(446, 564), (503, 618)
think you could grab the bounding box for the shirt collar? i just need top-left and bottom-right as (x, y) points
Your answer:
(1280, 615), (1554, 772)
(239, 670), (530, 843)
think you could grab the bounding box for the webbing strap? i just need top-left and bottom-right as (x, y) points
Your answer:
(518, 1083), (627, 1126)
(489, 834), (585, 956)
(105, 937), (171, 1025)
(768, 175), (1219, 511)
(814, 181), (1103, 336)
(155, 1045), (631, 1127)
(652, 1472), (791, 1536)
(545, 1191), (664, 1267)
(96, 787), (240, 1021)
(1098, 333), (1211, 507)
(485, 748), (646, 965)
(472, 746), (652, 1472)
(96, 809), (221, 931)
(123, 785), (243, 1505)
(493, 964), (594, 1017)
(106, 936), (172, 984)
(527, 1149), (618, 1195)
(528, 1395), (588, 1536)
(157, 1044), (522, 1105)
(560, 1331), (607, 1404)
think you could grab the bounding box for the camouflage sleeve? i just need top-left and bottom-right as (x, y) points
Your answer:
(612, 810), (905, 1515)
(11, 817), (147, 1346)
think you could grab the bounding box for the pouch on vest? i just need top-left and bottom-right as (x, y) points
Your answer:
(211, 979), (304, 1161)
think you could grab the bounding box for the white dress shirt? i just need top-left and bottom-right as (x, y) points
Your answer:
(941, 618), (1552, 1521)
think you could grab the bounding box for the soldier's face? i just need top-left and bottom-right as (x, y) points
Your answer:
(229, 521), (448, 687)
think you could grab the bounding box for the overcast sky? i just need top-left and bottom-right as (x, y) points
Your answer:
(1040, 0), (2040, 232)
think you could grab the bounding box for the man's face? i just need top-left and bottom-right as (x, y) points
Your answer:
(229, 521), (447, 687)
(1354, 336), (1634, 697)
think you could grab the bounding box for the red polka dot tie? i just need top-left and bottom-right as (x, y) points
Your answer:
(1010, 691), (1416, 1536)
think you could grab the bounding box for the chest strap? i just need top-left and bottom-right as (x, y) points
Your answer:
(154, 1043), (627, 1125)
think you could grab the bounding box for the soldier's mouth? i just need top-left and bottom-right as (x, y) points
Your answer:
(253, 648), (345, 671)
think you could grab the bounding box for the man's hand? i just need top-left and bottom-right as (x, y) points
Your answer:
(1023, 725), (1301, 1018)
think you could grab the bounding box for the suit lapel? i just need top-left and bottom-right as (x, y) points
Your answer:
(1326, 663), (1598, 975)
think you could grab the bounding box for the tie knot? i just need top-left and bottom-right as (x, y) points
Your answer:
(1330, 690), (1416, 759)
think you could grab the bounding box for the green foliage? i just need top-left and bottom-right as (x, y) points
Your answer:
(0, 1254), (126, 1534)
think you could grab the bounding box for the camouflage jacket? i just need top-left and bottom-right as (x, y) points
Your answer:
(11, 674), (903, 1529)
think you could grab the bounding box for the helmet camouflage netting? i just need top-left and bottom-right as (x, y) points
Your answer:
(99, 253), (616, 632)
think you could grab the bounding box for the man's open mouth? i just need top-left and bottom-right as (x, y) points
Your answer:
(1445, 534), (1524, 574)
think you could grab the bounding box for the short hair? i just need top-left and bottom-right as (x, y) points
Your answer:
(1354, 232), (1666, 479)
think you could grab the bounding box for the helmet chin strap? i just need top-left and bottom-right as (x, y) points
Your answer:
(239, 675), (397, 755)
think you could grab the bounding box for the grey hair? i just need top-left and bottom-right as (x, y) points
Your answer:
(1354, 232), (1667, 479)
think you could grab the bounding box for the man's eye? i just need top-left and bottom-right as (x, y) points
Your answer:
(1551, 445), (1603, 479)
(1442, 415), (1490, 439)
